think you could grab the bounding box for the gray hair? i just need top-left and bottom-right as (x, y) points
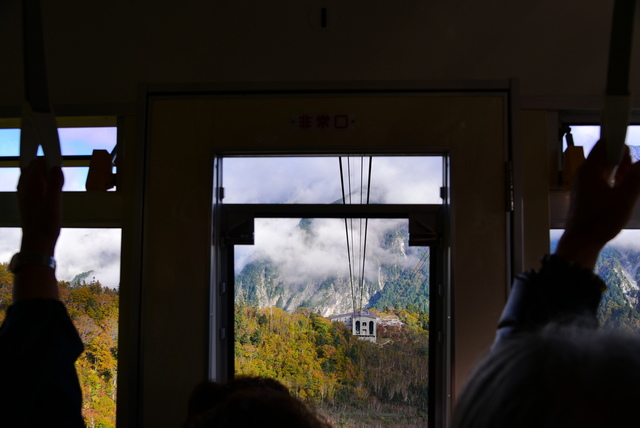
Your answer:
(452, 324), (640, 428)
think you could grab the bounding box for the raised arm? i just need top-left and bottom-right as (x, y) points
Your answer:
(0, 159), (85, 427)
(12, 158), (64, 301)
(555, 139), (640, 269)
(495, 139), (640, 345)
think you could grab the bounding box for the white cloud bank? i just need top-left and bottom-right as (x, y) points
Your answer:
(235, 217), (423, 286)
(0, 228), (121, 289)
(223, 156), (443, 204)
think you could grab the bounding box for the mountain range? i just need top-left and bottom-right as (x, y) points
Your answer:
(238, 225), (640, 330)
(551, 236), (640, 331)
(235, 218), (430, 316)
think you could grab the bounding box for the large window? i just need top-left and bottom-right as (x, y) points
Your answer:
(561, 125), (640, 162)
(0, 126), (117, 191)
(221, 155), (444, 427)
(223, 156), (443, 204)
(0, 123), (121, 427)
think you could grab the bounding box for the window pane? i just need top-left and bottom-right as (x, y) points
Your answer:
(0, 167), (91, 192)
(58, 127), (118, 156)
(0, 227), (121, 427)
(566, 125), (640, 161)
(0, 129), (20, 157)
(0, 169), (20, 191)
(223, 156), (443, 204)
(235, 218), (430, 426)
(551, 229), (640, 331)
(0, 127), (117, 157)
(0, 127), (117, 191)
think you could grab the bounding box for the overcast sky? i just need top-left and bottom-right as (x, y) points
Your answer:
(226, 155), (442, 281)
(235, 217), (427, 287)
(223, 155), (443, 204)
(568, 126), (640, 161)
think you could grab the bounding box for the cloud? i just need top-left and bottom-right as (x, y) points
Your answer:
(570, 125), (640, 160)
(0, 167), (91, 192)
(0, 228), (21, 264)
(551, 229), (640, 253)
(0, 127), (117, 157)
(235, 217), (423, 286)
(56, 229), (121, 288)
(223, 155), (443, 204)
(58, 127), (118, 154)
(0, 227), (121, 289)
(224, 157), (340, 204)
(228, 156), (440, 286)
(608, 230), (640, 251)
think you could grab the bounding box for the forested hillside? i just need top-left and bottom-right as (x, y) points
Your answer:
(0, 263), (118, 428)
(235, 302), (430, 427)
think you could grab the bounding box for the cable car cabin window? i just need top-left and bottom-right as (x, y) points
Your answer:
(561, 125), (640, 161)
(222, 154), (444, 427)
(0, 227), (121, 427)
(554, 125), (640, 332)
(550, 229), (640, 332)
(234, 218), (430, 426)
(222, 156), (443, 204)
(0, 127), (117, 191)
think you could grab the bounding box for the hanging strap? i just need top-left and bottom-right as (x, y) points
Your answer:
(20, 0), (61, 169)
(601, 0), (636, 169)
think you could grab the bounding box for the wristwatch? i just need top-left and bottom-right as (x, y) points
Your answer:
(9, 253), (56, 274)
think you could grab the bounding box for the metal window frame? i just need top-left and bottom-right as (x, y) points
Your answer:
(215, 200), (446, 428)
(551, 114), (640, 229)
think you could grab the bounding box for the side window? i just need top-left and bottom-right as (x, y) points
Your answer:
(225, 155), (441, 426)
(555, 124), (640, 332)
(551, 229), (640, 332)
(0, 122), (121, 428)
(0, 126), (117, 191)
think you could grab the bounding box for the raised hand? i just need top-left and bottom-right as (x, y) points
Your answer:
(556, 139), (640, 269)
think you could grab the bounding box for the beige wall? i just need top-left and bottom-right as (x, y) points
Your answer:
(138, 93), (508, 426)
(521, 110), (552, 270)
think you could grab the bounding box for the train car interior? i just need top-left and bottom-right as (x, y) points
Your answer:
(0, 1), (639, 427)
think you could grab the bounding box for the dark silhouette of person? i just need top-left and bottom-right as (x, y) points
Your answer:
(184, 376), (333, 428)
(453, 139), (640, 428)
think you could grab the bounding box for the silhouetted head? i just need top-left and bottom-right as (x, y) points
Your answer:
(185, 376), (332, 428)
(452, 324), (640, 428)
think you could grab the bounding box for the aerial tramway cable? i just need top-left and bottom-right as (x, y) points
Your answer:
(339, 158), (357, 315)
(339, 156), (373, 317)
(358, 157), (372, 313)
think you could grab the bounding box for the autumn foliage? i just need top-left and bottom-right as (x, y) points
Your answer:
(0, 259), (430, 427)
(235, 303), (430, 427)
